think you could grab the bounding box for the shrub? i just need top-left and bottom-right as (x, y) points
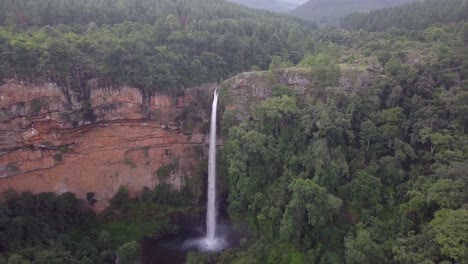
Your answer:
(86, 192), (97, 206)
(110, 187), (130, 209)
(53, 153), (63, 162)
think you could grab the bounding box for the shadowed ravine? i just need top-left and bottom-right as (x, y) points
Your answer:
(140, 89), (235, 264)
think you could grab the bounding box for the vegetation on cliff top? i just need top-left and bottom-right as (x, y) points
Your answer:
(0, 0), (311, 95)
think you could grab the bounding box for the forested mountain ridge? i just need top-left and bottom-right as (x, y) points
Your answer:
(291, 0), (413, 25)
(226, 0), (300, 12)
(341, 0), (468, 31)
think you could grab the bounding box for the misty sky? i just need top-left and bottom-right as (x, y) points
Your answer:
(279, 0), (308, 4)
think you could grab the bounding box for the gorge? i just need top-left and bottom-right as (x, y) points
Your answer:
(0, 68), (314, 211)
(1, 0), (468, 263)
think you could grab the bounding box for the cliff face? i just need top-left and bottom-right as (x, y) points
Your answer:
(221, 68), (312, 119)
(0, 79), (216, 210)
(0, 66), (371, 210)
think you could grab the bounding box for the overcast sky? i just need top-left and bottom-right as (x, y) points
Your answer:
(279, 0), (309, 4)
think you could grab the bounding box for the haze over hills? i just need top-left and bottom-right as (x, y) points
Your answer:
(291, 0), (414, 25)
(341, 0), (467, 31)
(226, 0), (308, 12)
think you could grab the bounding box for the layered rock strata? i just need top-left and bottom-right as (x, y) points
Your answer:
(0, 79), (216, 210)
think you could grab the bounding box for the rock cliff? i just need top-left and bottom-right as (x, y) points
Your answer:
(0, 66), (372, 210)
(0, 79), (217, 210)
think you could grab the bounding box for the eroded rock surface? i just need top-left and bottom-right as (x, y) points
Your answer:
(0, 79), (216, 210)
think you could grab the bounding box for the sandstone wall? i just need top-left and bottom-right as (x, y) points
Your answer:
(0, 79), (216, 210)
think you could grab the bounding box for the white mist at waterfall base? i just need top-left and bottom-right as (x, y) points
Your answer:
(182, 89), (227, 252)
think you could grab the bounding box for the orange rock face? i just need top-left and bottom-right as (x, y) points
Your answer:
(0, 79), (217, 211)
(0, 69), (315, 211)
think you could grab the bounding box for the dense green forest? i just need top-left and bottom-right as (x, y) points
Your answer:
(1, 0), (468, 263)
(217, 24), (468, 262)
(216, 0), (468, 263)
(0, 0), (310, 94)
(0, 184), (202, 263)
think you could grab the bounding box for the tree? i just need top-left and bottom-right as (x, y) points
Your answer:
(360, 120), (379, 152)
(428, 209), (468, 262)
(301, 52), (340, 87)
(419, 128), (451, 154)
(116, 241), (141, 264)
(341, 171), (382, 211)
(165, 14), (178, 32)
(393, 231), (440, 264)
(345, 228), (386, 264)
(109, 187), (130, 209)
(303, 37), (316, 55)
(268, 33), (283, 55)
(280, 179), (342, 243)
(427, 179), (466, 209)
(269, 56), (283, 71)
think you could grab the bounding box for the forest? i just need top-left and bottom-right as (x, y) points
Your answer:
(1, 0), (468, 263)
(0, 0), (311, 95)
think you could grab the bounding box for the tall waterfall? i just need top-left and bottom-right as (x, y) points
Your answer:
(181, 88), (227, 252)
(206, 89), (218, 241)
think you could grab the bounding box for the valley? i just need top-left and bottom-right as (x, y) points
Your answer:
(0, 0), (467, 263)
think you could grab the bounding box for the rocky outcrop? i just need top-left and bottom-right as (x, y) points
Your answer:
(222, 68), (312, 118)
(0, 79), (216, 211)
(221, 66), (376, 119)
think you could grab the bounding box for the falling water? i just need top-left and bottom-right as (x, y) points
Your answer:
(206, 88), (218, 241)
(182, 89), (226, 252)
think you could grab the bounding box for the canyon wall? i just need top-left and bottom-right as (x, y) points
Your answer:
(0, 79), (217, 210)
(0, 66), (373, 210)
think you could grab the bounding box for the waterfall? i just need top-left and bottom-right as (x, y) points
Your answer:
(183, 88), (226, 252)
(206, 89), (218, 241)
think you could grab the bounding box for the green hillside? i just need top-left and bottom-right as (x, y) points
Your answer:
(341, 0), (467, 31)
(291, 0), (412, 25)
(226, 0), (299, 12)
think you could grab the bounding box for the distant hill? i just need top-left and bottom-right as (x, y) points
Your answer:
(291, 0), (413, 25)
(341, 0), (466, 31)
(226, 0), (302, 12)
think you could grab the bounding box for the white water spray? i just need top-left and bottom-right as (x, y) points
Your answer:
(206, 88), (218, 241)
